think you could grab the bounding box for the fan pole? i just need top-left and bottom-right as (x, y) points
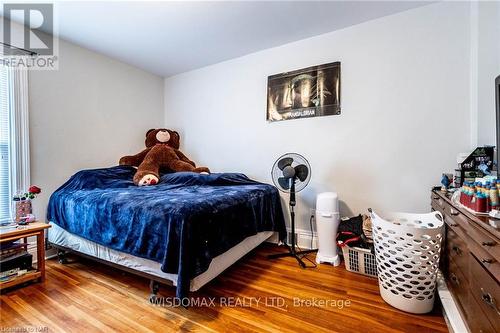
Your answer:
(268, 176), (318, 268)
(290, 202), (296, 256)
(289, 178), (297, 255)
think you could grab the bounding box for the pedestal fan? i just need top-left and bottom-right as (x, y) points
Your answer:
(268, 153), (318, 268)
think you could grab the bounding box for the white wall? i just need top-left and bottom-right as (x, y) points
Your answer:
(475, 1), (500, 146)
(29, 39), (164, 220)
(164, 2), (472, 230)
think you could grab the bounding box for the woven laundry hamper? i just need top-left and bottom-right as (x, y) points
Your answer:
(370, 210), (444, 314)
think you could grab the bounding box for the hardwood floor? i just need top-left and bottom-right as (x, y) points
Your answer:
(0, 244), (448, 333)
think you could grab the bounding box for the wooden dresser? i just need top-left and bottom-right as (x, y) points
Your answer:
(431, 190), (499, 333)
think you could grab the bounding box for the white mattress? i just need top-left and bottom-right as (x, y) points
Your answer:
(48, 222), (273, 291)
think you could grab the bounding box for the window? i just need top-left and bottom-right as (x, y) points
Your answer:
(0, 65), (10, 223)
(0, 64), (30, 224)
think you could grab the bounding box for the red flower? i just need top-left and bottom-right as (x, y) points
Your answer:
(28, 185), (41, 194)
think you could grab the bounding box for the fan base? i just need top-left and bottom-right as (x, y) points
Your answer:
(268, 244), (318, 268)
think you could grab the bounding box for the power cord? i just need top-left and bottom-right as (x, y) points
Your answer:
(309, 214), (314, 250)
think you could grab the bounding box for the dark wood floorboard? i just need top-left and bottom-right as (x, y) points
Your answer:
(0, 244), (448, 333)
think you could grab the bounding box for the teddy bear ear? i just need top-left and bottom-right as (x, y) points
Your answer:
(146, 129), (156, 137)
(169, 130), (180, 148)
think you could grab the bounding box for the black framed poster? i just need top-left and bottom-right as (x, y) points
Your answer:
(267, 62), (341, 122)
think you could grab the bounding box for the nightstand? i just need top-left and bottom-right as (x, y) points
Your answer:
(0, 222), (51, 291)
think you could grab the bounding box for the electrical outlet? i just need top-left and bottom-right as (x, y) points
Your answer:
(310, 208), (315, 218)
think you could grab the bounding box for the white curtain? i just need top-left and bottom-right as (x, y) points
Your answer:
(8, 66), (30, 204)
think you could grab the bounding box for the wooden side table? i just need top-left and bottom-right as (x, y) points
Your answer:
(0, 222), (51, 291)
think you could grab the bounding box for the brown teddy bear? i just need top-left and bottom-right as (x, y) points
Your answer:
(119, 129), (210, 186)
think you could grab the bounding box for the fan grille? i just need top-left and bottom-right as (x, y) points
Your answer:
(271, 153), (311, 192)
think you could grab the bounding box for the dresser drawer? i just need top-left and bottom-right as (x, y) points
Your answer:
(447, 256), (469, 311)
(446, 227), (469, 277)
(444, 213), (468, 242)
(469, 253), (500, 332)
(431, 192), (446, 209)
(445, 205), (468, 228)
(463, 291), (497, 333)
(468, 222), (500, 262)
(431, 200), (445, 219)
(467, 236), (500, 279)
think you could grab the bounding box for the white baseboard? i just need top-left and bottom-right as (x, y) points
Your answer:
(288, 227), (318, 249)
(436, 271), (468, 333)
(27, 242), (37, 264)
(27, 238), (57, 263)
(265, 228), (318, 250)
(265, 232), (280, 244)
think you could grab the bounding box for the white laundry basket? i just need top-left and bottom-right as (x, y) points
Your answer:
(370, 210), (444, 314)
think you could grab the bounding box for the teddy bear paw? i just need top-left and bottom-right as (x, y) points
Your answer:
(194, 167), (210, 174)
(138, 174), (159, 186)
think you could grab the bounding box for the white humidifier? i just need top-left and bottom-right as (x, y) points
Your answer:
(315, 192), (340, 266)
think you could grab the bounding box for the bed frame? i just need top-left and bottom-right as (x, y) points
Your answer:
(49, 228), (275, 302)
(52, 243), (170, 302)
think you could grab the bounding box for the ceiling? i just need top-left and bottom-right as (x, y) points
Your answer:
(3, 1), (432, 77)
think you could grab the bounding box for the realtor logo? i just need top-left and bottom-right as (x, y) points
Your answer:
(2, 3), (57, 69)
(3, 3), (53, 55)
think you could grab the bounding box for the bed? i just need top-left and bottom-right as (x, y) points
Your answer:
(46, 166), (286, 300)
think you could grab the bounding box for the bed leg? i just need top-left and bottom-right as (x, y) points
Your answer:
(57, 250), (68, 264)
(149, 280), (160, 303)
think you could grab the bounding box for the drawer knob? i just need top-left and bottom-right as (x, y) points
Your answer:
(481, 258), (493, 264)
(482, 241), (496, 247)
(450, 210), (459, 216)
(452, 246), (463, 256)
(450, 273), (460, 286)
(481, 288), (500, 316)
(449, 222), (458, 227)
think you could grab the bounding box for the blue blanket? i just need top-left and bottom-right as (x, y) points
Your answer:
(47, 166), (286, 299)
